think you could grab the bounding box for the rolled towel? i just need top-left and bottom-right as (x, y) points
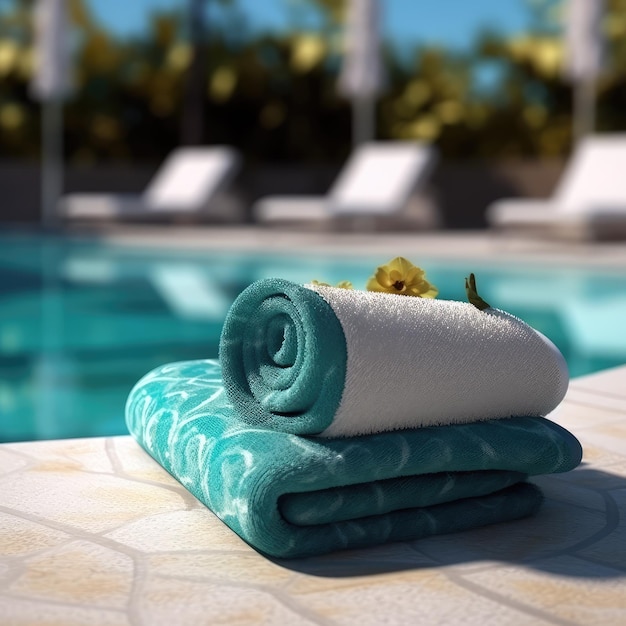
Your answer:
(126, 359), (582, 559)
(219, 278), (569, 437)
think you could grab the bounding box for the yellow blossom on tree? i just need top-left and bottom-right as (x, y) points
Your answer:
(310, 279), (354, 289)
(366, 257), (438, 298)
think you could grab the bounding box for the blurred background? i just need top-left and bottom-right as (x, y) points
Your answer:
(0, 0), (624, 227)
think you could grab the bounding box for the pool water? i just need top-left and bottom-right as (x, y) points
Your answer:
(2, 234), (626, 442)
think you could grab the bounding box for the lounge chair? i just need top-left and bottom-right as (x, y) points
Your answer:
(60, 146), (241, 221)
(486, 134), (626, 239)
(253, 141), (438, 227)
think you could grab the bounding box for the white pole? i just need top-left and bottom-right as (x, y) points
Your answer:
(353, 96), (375, 147)
(338, 0), (385, 147)
(573, 77), (596, 142)
(31, 0), (72, 229)
(563, 0), (604, 143)
(31, 0), (72, 435)
(41, 100), (63, 229)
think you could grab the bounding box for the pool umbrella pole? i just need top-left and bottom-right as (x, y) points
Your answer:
(41, 99), (63, 229)
(352, 95), (376, 148)
(31, 0), (72, 229)
(338, 0), (385, 146)
(563, 0), (604, 142)
(181, 0), (208, 145)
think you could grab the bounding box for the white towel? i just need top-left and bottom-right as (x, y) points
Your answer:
(308, 285), (569, 438)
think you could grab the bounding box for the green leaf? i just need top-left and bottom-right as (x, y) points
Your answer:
(465, 273), (491, 311)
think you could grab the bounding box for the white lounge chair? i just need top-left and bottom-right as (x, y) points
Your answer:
(253, 142), (438, 226)
(60, 146), (241, 221)
(487, 134), (626, 239)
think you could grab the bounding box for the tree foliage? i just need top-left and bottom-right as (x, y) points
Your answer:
(0, 0), (624, 163)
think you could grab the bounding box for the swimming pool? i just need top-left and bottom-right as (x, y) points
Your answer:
(2, 233), (626, 442)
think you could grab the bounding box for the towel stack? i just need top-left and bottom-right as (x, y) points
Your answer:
(126, 278), (582, 559)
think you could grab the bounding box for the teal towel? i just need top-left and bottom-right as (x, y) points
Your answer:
(219, 279), (569, 437)
(219, 278), (347, 435)
(126, 359), (582, 559)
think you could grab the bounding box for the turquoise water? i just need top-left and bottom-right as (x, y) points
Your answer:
(1, 233), (626, 442)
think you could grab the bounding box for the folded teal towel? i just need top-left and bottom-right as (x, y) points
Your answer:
(220, 279), (569, 437)
(126, 359), (582, 559)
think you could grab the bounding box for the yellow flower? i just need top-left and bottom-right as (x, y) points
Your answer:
(366, 257), (438, 298)
(310, 279), (331, 287)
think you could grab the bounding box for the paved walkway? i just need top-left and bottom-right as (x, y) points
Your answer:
(69, 223), (626, 266)
(1, 364), (625, 625)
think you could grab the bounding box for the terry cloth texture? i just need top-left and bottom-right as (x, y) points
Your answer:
(125, 359), (583, 559)
(220, 279), (569, 437)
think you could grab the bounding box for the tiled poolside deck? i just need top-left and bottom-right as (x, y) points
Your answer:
(1, 363), (625, 625)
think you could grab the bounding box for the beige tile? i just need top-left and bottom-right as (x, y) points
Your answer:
(576, 488), (626, 571)
(598, 459), (626, 478)
(0, 511), (70, 557)
(573, 365), (626, 399)
(553, 400), (626, 430)
(0, 560), (11, 585)
(9, 540), (134, 609)
(532, 473), (607, 511)
(105, 510), (248, 553)
(465, 557), (626, 625)
(7, 438), (116, 474)
(568, 389), (626, 420)
(148, 552), (294, 587)
(0, 596), (131, 626)
(0, 447), (30, 475)
(409, 499), (606, 567)
(288, 567), (555, 625)
(0, 469), (185, 534)
(577, 443), (626, 469)
(577, 421), (626, 456)
(135, 575), (318, 626)
(108, 436), (185, 486)
(566, 387), (626, 415)
(285, 541), (438, 577)
(553, 464), (626, 490)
